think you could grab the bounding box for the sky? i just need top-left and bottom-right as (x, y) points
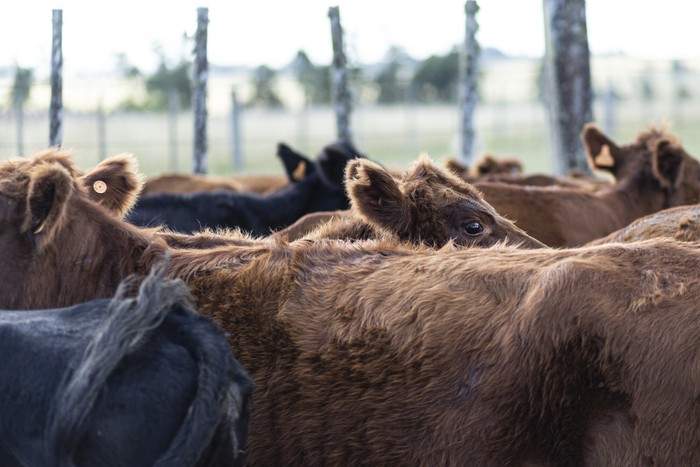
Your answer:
(2, 0), (699, 76)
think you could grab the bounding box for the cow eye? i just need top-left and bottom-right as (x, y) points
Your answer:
(465, 221), (483, 236)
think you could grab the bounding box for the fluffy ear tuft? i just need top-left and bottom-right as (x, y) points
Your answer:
(23, 163), (75, 249)
(345, 158), (411, 232)
(652, 139), (686, 189)
(79, 154), (144, 218)
(581, 123), (622, 176)
(444, 158), (469, 178)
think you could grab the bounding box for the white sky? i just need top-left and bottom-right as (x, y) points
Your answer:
(3, 0), (699, 75)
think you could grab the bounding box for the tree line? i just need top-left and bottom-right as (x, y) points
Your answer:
(7, 46), (693, 113)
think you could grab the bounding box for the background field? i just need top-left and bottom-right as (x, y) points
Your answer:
(1, 55), (699, 177)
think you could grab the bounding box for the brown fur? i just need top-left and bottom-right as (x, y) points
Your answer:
(5, 150), (700, 465)
(588, 204), (700, 245)
(474, 124), (700, 247)
(0, 150), (163, 309)
(474, 153), (523, 176)
(446, 155), (609, 191)
(274, 210), (350, 241)
(445, 154), (523, 179)
(279, 155), (544, 249)
(142, 172), (288, 196)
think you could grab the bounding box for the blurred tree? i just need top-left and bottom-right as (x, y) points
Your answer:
(292, 50), (331, 105)
(115, 53), (141, 78)
(411, 49), (460, 103)
(374, 46), (411, 104)
(10, 66), (33, 155)
(639, 75), (655, 101)
(672, 60), (692, 129)
(145, 60), (192, 110)
(248, 65), (283, 108)
(10, 67), (33, 107)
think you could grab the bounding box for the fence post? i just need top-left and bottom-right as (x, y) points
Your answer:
(192, 7), (208, 174)
(603, 82), (616, 138)
(50, 9), (63, 148)
(231, 90), (243, 170)
(543, 0), (593, 175)
(327, 6), (353, 144)
(459, 0), (480, 166)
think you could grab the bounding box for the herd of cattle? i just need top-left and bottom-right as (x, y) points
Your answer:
(3, 122), (700, 465)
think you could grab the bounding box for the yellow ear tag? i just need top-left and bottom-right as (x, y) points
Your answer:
(594, 144), (615, 168)
(292, 161), (306, 181)
(93, 180), (107, 194)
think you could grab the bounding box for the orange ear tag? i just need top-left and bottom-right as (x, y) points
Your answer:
(594, 145), (615, 168)
(292, 161), (306, 181)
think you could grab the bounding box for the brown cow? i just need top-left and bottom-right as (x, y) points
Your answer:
(445, 154), (523, 179)
(5, 149), (700, 465)
(587, 204), (700, 245)
(277, 155), (544, 248)
(142, 172), (290, 196)
(473, 124), (700, 247)
(445, 155), (609, 191)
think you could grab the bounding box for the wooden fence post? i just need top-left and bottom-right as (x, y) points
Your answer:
(50, 9), (63, 148)
(459, 0), (480, 166)
(192, 7), (208, 174)
(231, 90), (243, 170)
(543, 0), (593, 175)
(327, 6), (353, 144)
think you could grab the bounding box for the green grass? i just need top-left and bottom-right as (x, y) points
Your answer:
(0, 101), (698, 178)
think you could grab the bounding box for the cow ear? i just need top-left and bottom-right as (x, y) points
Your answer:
(317, 143), (358, 189)
(346, 159), (410, 231)
(581, 123), (622, 176)
(444, 158), (469, 178)
(277, 143), (313, 182)
(652, 139), (685, 189)
(79, 154), (143, 218)
(23, 163), (74, 248)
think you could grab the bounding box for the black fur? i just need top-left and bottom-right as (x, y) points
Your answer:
(0, 262), (252, 467)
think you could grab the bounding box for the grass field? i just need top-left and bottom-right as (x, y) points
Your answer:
(0, 99), (698, 178)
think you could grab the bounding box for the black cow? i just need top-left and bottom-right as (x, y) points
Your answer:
(0, 262), (252, 467)
(126, 141), (362, 235)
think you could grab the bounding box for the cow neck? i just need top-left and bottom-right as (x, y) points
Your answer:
(27, 201), (166, 309)
(256, 175), (317, 228)
(598, 176), (666, 226)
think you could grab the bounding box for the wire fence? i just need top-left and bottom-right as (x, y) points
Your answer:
(0, 55), (699, 176)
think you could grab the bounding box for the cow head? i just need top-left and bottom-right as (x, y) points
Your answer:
(345, 154), (545, 248)
(277, 143), (314, 182)
(315, 139), (364, 188)
(651, 138), (700, 206)
(275, 140), (360, 214)
(79, 154), (144, 218)
(474, 154), (523, 176)
(0, 149), (162, 309)
(583, 123), (700, 207)
(0, 150), (80, 252)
